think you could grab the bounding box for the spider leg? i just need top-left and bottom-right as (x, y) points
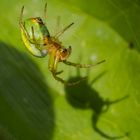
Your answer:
(51, 70), (87, 86)
(55, 70), (64, 75)
(56, 16), (60, 33)
(19, 6), (44, 46)
(31, 26), (39, 45)
(44, 3), (47, 20)
(43, 2), (47, 25)
(54, 22), (74, 39)
(19, 6), (24, 26)
(49, 56), (67, 83)
(48, 54), (87, 86)
(31, 26), (45, 47)
(19, 9), (39, 45)
(19, 6), (30, 40)
(63, 60), (105, 68)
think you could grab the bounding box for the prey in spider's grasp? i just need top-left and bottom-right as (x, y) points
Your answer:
(19, 3), (105, 86)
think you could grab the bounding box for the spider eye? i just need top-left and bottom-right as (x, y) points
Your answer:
(62, 49), (67, 53)
(36, 17), (43, 23)
(38, 17), (42, 21)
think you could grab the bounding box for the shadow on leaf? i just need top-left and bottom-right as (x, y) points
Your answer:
(65, 70), (129, 139)
(0, 42), (54, 140)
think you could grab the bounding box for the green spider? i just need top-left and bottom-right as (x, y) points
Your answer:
(19, 3), (105, 86)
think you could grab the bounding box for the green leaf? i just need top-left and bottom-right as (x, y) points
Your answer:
(0, 0), (140, 140)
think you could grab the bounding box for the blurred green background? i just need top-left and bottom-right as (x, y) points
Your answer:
(0, 0), (140, 140)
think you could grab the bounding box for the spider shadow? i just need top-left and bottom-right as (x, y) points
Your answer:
(64, 70), (129, 139)
(0, 42), (54, 140)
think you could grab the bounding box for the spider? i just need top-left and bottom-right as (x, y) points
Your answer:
(19, 3), (105, 86)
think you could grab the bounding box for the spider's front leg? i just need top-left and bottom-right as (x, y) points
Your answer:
(48, 53), (65, 82)
(63, 59), (105, 68)
(19, 6), (35, 45)
(51, 68), (87, 86)
(48, 54), (86, 86)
